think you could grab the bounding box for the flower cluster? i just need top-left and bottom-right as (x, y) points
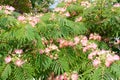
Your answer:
(39, 44), (59, 59)
(113, 3), (120, 7)
(0, 5), (15, 14)
(89, 33), (101, 41)
(17, 15), (40, 27)
(4, 49), (25, 67)
(54, 7), (66, 13)
(79, 36), (97, 52)
(64, 12), (71, 17)
(48, 72), (78, 80)
(64, 0), (76, 3)
(75, 16), (82, 22)
(80, 1), (91, 8)
(88, 50), (120, 67)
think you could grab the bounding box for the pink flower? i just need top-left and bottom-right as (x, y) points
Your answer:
(93, 59), (101, 67)
(80, 36), (88, 46)
(83, 47), (88, 52)
(61, 8), (66, 12)
(71, 73), (78, 80)
(89, 43), (97, 49)
(97, 50), (106, 55)
(105, 54), (114, 67)
(15, 59), (24, 67)
(0, 6), (2, 10)
(113, 55), (120, 60)
(75, 16), (82, 22)
(55, 76), (59, 80)
(68, 41), (74, 46)
(105, 60), (112, 67)
(5, 6), (15, 11)
(49, 44), (58, 50)
(17, 16), (25, 21)
(59, 75), (64, 80)
(29, 21), (36, 27)
(54, 8), (60, 12)
(4, 10), (11, 14)
(44, 48), (51, 53)
(88, 54), (93, 60)
(106, 54), (114, 63)
(50, 55), (53, 59)
(39, 49), (44, 54)
(88, 51), (98, 59)
(14, 49), (23, 54)
(113, 3), (120, 7)
(81, 1), (91, 8)
(5, 56), (12, 64)
(74, 36), (80, 45)
(64, 12), (70, 17)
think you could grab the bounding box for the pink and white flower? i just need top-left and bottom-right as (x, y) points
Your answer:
(39, 49), (44, 54)
(71, 73), (78, 80)
(5, 6), (15, 11)
(64, 12), (70, 17)
(14, 49), (23, 54)
(74, 36), (80, 45)
(113, 3), (120, 7)
(5, 56), (12, 64)
(44, 48), (51, 53)
(17, 16), (25, 21)
(93, 59), (101, 67)
(113, 55), (120, 60)
(14, 59), (24, 67)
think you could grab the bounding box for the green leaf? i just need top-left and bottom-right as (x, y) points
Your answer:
(0, 64), (11, 80)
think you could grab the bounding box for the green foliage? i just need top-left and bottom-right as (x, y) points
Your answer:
(0, 64), (11, 80)
(0, 0), (120, 80)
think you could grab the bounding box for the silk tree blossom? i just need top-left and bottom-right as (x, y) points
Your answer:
(39, 49), (44, 54)
(105, 54), (119, 67)
(88, 50), (98, 59)
(88, 43), (97, 50)
(64, 0), (76, 3)
(71, 72), (78, 80)
(5, 6), (15, 11)
(81, 1), (91, 8)
(44, 48), (51, 53)
(93, 59), (101, 67)
(14, 59), (24, 67)
(17, 16), (25, 22)
(113, 3), (120, 7)
(58, 39), (69, 48)
(74, 36), (80, 45)
(80, 36), (88, 46)
(83, 46), (89, 52)
(5, 56), (12, 64)
(75, 16), (82, 22)
(0, 6), (2, 10)
(89, 49), (120, 67)
(105, 54), (114, 67)
(14, 49), (23, 54)
(89, 33), (101, 41)
(97, 49), (107, 55)
(83, 43), (97, 52)
(54, 7), (66, 13)
(29, 17), (40, 27)
(68, 41), (75, 47)
(59, 75), (64, 80)
(64, 12), (71, 17)
(113, 55), (120, 60)
(49, 44), (58, 51)
(4, 10), (11, 14)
